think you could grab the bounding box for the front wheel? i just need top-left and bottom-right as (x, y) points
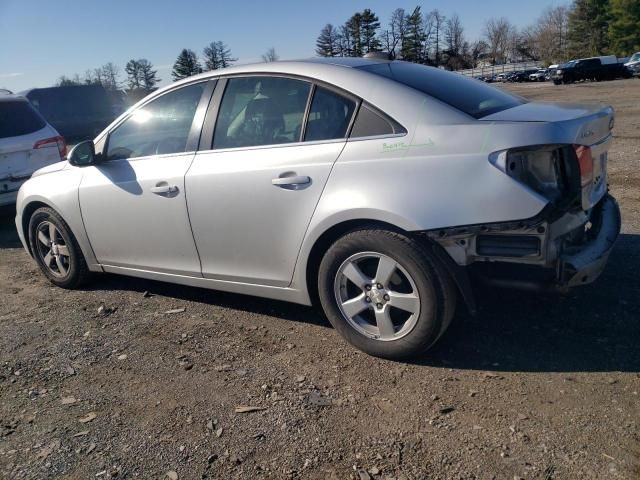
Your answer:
(28, 207), (90, 289)
(318, 229), (456, 359)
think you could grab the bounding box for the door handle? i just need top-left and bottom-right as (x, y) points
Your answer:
(271, 175), (311, 187)
(151, 183), (179, 195)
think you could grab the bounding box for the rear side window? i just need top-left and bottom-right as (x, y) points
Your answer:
(213, 76), (310, 149)
(0, 100), (46, 139)
(304, 87), (356, 142)
(350, 104), (404, 138)
(359, 62), (524, 119)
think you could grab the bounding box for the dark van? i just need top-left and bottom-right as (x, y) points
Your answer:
(20, 85), (116, 142)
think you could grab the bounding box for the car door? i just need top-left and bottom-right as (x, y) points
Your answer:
(185, 76), (358, 287)
(79, 80), (214, 276)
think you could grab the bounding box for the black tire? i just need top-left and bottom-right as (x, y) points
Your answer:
(318, 228), (457, 359)
(28, 207), (90, 289)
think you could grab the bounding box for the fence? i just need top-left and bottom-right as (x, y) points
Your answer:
(456, 61), (544, 78)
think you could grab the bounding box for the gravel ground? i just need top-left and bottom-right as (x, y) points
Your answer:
(1, 79), (639, 480)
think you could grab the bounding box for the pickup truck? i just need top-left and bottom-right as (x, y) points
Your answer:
(552, 56), (632, 84)
(625, 52), (640, 77)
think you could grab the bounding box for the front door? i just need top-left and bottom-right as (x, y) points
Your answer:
(79, 81), (210, 276)
(186, 77), (357, 286)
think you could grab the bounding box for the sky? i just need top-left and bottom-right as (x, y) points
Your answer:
(0, 0), (571, 92)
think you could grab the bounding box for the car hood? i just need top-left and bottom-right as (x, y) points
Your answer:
(31, 161), (68, 178)
(480, 102), (610, 123)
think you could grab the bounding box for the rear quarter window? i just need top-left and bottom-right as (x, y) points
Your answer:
(0, 100), (46, 139)
(359, 62), (524, 119)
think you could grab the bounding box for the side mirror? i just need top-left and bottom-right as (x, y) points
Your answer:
(68, 140), (98, 167)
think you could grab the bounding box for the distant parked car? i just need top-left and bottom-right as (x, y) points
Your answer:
(0, 95), (65, 206)
(625, 52), (640, 77)
(0, 89), (12, 95)
(552, 56), (632, 84)
(545, 65), (559, 81)
(20, 85), (116, 142)
(15, 58), (621, 359)
(496, 73), (508, 82)
(510, 69), (539, 82)
(529, 69), (548, 82)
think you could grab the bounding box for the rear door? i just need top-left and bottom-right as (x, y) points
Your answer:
(0, 99), (61, 198)
(185, 77), (358, 286)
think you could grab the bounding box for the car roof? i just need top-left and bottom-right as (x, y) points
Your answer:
(0, 93), (28, 103)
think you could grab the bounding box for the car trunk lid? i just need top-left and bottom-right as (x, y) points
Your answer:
(482, 102), (615, 209)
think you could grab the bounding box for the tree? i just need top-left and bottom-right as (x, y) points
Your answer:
(609, 0), (640, 55)
(125, 60), (142, 89)
(261, 47), (279, 62)
(443, 13), (467, 68)
(100, 62), (120, 91)
(203, 41), (236, 70)
(379, 8), (406, 59)
(337, 24), (352, 56)
(172, 49), (202, 81)
(567, 0), (611, 58)
(533, 6), (570, 64)
(316, 24), (340, 57)
(57, 75), (82, 87)
(401, 6), (426, 62)
(360, 8), (381, 53)
(484, 17), (514, 64)
(430, 9), (446, 66)
(138, 59), (160, 90)
(346, 13), (363, 56)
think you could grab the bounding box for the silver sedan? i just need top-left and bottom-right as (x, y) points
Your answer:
(15, 57), (621, 358)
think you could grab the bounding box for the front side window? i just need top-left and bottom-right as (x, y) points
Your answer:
(106, 83), (204, 161)
(304, 87), (356, 142)
(213, 76), (310, 149)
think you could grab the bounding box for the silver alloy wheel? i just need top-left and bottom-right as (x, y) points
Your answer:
(35, 221), (70, 278)
(333, 251), (421, 341)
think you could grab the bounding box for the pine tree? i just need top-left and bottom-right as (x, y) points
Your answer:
(125, 60), (142, 89)
(609, 0), (640, 54)
(316, 24), (340, 57)
(172, 49), (202, 81)
(347, 13), (363, 57)
(402, 7), (426, 62)
(567, 0), (611, 57)
(138, 59), (160, 90)
(360, 9), (381, 53)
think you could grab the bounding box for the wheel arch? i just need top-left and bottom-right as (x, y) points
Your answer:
(302, 218), (476, 314)
(20, 200), (56, 257)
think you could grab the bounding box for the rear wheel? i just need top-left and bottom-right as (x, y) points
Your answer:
(28, 207), (90, 289)
(318, 228), (456, 359)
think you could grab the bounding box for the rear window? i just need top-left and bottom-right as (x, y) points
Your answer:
(358, 62), (524, 119)
(0, 100), (46, 139)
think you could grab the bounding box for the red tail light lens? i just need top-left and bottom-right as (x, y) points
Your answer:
(34, 135), (67, 159)
(573, 144), (593, 187)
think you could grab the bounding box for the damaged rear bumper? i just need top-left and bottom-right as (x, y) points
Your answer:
(426, 194), (621, 294)
(558, 194), (620, 287)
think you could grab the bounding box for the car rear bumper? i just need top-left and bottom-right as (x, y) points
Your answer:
(558, 194), (621, 287)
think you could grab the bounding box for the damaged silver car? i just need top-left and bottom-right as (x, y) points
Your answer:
(15, 57), (621, 359)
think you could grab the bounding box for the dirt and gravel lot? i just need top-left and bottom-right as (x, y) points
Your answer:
(1, 79), (639, 480)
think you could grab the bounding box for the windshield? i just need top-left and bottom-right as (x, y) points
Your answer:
(359, 62), (524, 119)
(630, 53), (640, 62)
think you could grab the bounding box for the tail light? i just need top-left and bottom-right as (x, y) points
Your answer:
(573, 144), (593, 188)
(34, 136), (66, 159)
(490, 145), (580, 204)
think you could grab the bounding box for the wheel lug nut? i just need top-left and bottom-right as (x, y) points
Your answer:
(383, 294), (390, 301)
(376, 283), (383, 289)
(376, 303), (383, 309)
(365, 284), (372, 291)
(365, 297), (371, 303)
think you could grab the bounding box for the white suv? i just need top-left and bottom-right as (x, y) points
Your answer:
(0, 95), (65, 206)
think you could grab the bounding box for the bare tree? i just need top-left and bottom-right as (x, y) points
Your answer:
(100, 63), (120, 91)
(379, 8), (406, 58)
(534, 6), (569, 64)
(484, 17), (514, 64)
(429, 9), (446, 65)
(261, 47), (279, 62)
